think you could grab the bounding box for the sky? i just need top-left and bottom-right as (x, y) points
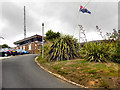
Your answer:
(0, 0), (119, 47)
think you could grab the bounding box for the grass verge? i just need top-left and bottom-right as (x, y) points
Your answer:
(37, 56), (120, 88)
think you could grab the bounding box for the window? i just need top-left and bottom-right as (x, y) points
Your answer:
(35, 44), (37, 49)
(29, 44), (31, 50)
(20, 46), (22, 50)
(23, 46), (25, 50)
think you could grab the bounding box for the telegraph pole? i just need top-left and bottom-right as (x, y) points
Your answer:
(42, 23), (44, 58)
(24, 6), (26, 38)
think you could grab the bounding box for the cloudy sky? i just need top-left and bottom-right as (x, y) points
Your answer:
(0, 0), (119, 47)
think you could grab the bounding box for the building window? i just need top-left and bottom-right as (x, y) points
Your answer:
(20, 46), (22, 50)
(23, 46), (25, 50)
(29, 44), (31, 50)
(35, 44), (37, 49)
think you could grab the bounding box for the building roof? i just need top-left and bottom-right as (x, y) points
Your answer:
(14, 34), (42, 45)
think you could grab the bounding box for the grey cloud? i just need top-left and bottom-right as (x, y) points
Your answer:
(119, 1), (120, 30)
(1, 2), (40, 40)
(0, 1), (118, 47)
(40, 2), (117, 33)
(2, 2), (23, 30)
(81, 2), (117, 33)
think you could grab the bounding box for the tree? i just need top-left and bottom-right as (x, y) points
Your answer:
(46, 35), (80, 62)
(2, 44), (10, 48)
(45, 30), (60, 41)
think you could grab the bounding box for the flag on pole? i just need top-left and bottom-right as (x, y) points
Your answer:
(79, 6), (91, 14)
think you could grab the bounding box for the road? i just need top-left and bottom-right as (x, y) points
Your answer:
(2, 54), (79, 88)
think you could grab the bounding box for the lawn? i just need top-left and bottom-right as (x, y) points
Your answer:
(37, 56), (120, 88)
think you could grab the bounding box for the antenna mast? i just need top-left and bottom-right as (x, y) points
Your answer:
(24, 6), (26, 38)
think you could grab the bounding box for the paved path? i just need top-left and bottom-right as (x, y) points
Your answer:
(0, 57), (10, 60)
(2, 54), (79, 89)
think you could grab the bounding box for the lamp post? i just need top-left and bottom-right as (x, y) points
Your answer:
(42, 23), (44, 58)
(118, 30), (120, 41)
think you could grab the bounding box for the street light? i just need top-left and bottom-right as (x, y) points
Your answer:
(42, 23), (44, 58)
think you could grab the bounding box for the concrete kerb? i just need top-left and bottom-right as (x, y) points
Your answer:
(34, 56), (88, 88)
(0, 57), (10, 60)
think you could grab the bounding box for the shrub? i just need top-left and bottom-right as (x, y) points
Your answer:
(40, 44), (51, 58)
(47, 35), (80, 62)
(80, 41), (113, 62)
(112, 41), (120, 63)
(45, 30), (60, 41)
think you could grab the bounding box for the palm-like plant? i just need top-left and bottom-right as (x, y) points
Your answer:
(80, 41), (113, 62)
(47, 35), (80, 62)
(112, 41), (120, 63)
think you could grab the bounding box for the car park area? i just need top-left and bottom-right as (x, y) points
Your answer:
(0, 48), (29, 57)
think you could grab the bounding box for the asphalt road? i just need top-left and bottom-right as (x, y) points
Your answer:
(2, 54), (79, 88)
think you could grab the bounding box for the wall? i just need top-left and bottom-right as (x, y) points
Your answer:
(16, 42), (41, 54)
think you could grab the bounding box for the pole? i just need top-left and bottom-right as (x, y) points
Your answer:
(78, 0), (91, 43)
(42, 23), (44, 58)
(83, 0), (91, 8)
(78, 8), (81, 44)
(24, 6), (26, 39)
(118, 30), (120, 40)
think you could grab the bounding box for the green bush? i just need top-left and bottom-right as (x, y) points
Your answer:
(47, 35), (80, 62)
(45, 30), (60, 41)
(112, 41), (120, 63)
(40, 44), (51, 58)
(80, 41), (113, 62)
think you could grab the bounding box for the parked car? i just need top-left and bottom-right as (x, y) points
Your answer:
(16, 49), (23, 55)
(7, 48), (13, 56)
(0, 48), (8, 57)
(22, 50), (29, 54)
(11, 49), (17, 56)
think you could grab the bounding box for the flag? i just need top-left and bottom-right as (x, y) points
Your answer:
(79, 6), (91, 14)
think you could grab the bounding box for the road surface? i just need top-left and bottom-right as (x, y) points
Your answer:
(2, 54), (79, 88)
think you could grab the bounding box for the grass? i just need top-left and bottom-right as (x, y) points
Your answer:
(37, 56), (120, 88)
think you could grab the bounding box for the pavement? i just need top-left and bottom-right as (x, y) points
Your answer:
(2, 54), (79, 89)
(0, 57), (10, 60)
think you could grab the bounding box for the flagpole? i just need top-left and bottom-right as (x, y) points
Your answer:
(78, 3), (81, 44)
(78, 0), (91, 44)
(78, 11), (80, 44)
(83, 0), (91, 8)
